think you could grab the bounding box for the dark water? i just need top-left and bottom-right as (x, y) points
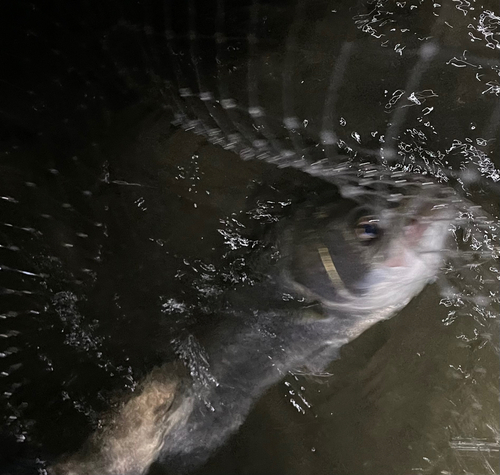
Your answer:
(1, 1), (499, 474)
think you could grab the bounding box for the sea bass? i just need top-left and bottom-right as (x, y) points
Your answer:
(2, 0), (498, 474)
(50, 168), (456, 475)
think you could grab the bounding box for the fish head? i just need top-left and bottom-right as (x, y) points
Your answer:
(282, 175), (456, 319)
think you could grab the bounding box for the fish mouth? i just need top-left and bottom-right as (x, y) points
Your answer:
(384, 185), (456, 268)
(382, 210), (453, 270)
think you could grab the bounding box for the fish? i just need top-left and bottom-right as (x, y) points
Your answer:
(1, 0), (499, 474)
(48, 165), (457, 475)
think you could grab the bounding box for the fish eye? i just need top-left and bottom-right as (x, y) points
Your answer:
(355, 216), (381, 244)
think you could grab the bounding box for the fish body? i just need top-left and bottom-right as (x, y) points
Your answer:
(50, 172), (456, 475)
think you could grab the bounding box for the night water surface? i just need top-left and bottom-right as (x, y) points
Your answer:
(1, 1), (499, 474)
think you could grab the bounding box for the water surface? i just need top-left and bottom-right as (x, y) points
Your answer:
(1, 1), (499, 474)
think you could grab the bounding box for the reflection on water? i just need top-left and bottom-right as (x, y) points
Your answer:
(1, 1), (499, 474)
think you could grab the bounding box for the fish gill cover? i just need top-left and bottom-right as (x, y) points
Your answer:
(0, 1), (499, 475)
